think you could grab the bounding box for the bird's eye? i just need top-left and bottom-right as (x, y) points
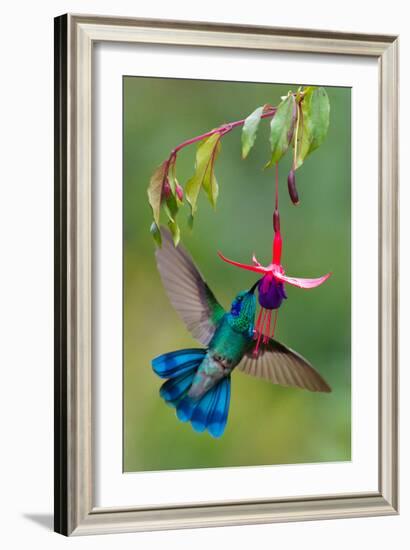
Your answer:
(237, 296), (242, 302)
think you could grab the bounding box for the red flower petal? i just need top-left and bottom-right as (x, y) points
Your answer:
(217, 251), (268, 274)
(274, 271), (332, 289)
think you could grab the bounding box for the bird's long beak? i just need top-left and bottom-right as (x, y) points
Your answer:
(248, 280), (259, 294)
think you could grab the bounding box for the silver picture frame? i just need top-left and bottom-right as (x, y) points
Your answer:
(54, 13), (399, 536)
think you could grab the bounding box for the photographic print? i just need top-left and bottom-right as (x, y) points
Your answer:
(55, 16), (398, 534)
(123, 77), (351, 472)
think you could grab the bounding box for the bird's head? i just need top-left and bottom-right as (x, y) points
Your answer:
(228, 284), (257, 333)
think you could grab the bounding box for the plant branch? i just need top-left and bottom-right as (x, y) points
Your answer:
(168, 107), (277, 163)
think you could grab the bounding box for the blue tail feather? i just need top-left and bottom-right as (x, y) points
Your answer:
(152, 348), (206, 379)
(190, 382), (222, 433)
(208, 377), (231, 437)
(159, 370), (196, 407)
(152, 348), (231, 437)
(176, 394), (197, 422)
(176, 376), (231, 438)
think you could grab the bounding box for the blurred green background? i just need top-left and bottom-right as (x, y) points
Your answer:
(123, 77), (351, 472)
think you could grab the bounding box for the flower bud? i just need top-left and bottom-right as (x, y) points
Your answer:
(162, 177), (172, 200)
(175, 183), (184, 202)
(287, 170), (299, 205)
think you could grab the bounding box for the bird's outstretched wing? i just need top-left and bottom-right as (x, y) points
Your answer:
(237, 338), (331, 393)
(155, 228), (225, 346)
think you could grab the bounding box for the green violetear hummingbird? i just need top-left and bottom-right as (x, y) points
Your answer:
(152, 229), (331, 438)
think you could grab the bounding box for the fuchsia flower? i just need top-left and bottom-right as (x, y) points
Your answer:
(218, 227), (331, 354)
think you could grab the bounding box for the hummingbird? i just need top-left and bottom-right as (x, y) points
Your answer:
(152, 229), (331, 438)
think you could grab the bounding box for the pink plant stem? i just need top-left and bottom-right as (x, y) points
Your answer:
(168, 108), (277, 161)
(162, 107), (277, 188)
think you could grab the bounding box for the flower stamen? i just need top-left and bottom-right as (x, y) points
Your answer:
(271, 309), (279, 339)
(254, 308), (267, 355)
(263, 310), (271, 344)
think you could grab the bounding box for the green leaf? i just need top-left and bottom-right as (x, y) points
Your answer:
(295, 87), (330, 169)
(187, 213), (194, 229)
(150, 221), (162, 247)
(202, 139), (221, 208)
(185, 133), (221, 214)
(164, 191), (179, 223)
(168, 156), (177, 195)
(266, 95), (296, 167)
(163, 169), (181, 240)
(169, 159), (184, 206)
(147, 161), (167, 225)
(241, 106), (264, 159)
(167, 219), (180, 246)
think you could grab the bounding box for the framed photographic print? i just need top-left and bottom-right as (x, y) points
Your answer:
(54, 14), (399, 536)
